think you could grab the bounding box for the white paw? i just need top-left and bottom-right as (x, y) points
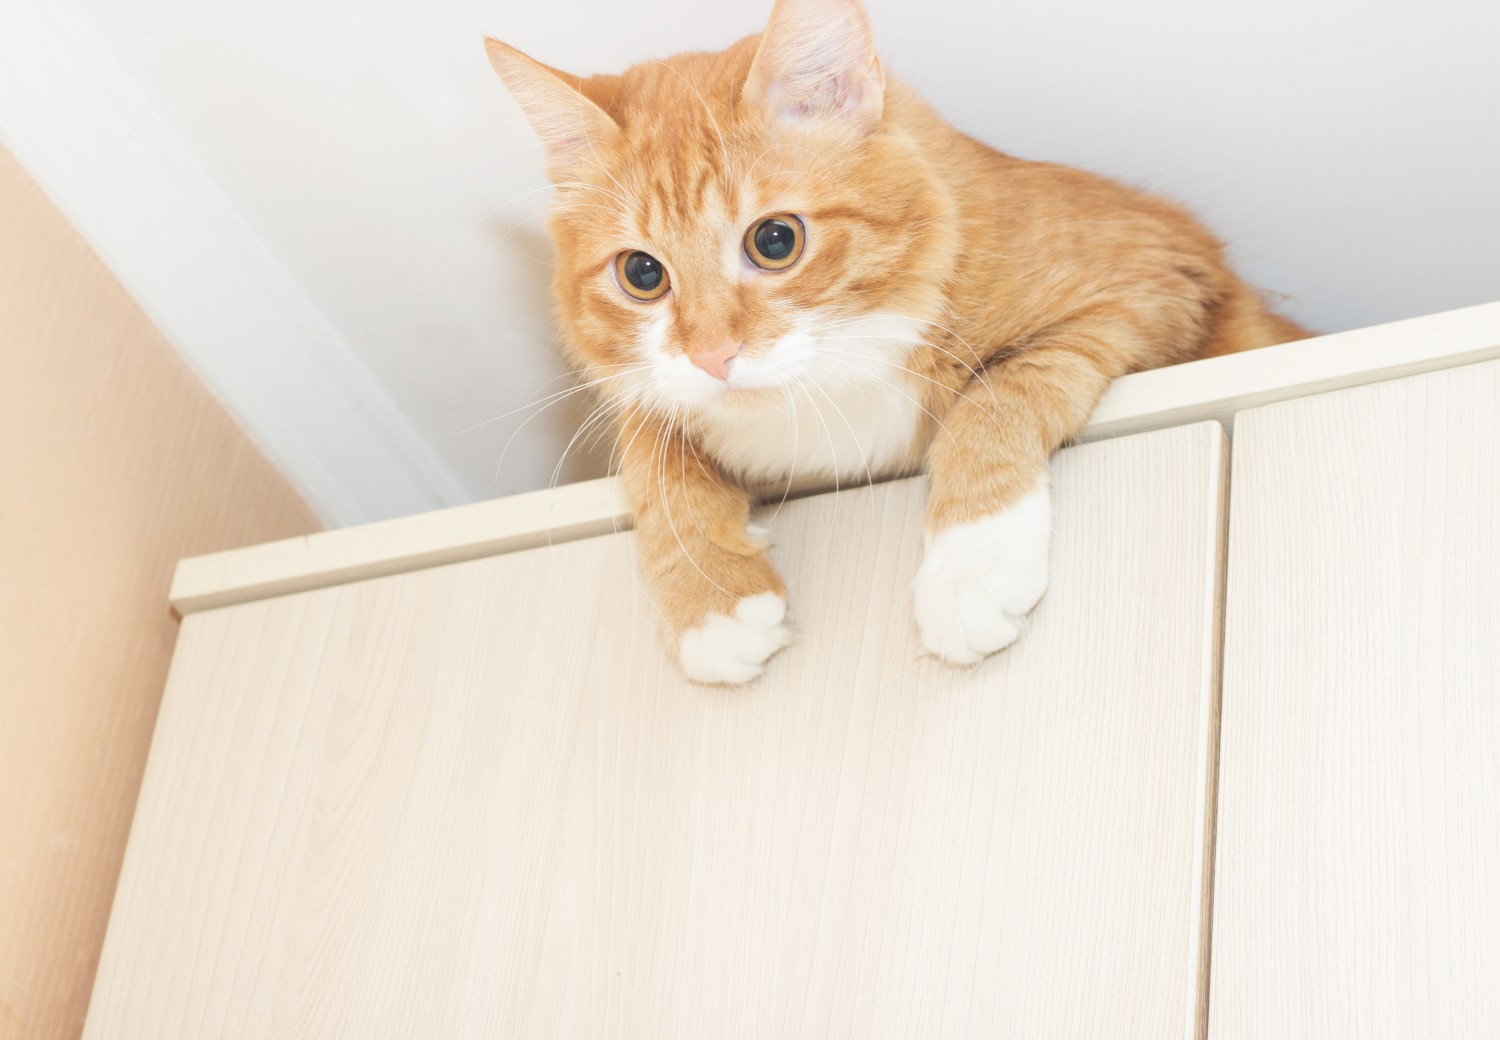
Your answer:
(677, 592), (793, 685)
(912, 485), (1051, 665)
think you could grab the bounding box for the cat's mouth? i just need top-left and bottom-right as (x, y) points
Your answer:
(712, 380), (786, 407)
(704, 356), (823, 412)
(674, 375), (787, 416)
(641, 339), (808, 413)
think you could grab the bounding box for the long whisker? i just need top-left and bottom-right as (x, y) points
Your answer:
(793, 377), (843, 500)
(806, 377), (877, 491)
(796, 311), (1008, 421)
(474, 181), (630, 236)
(547, 394), (628, 493)
(813, 345), (1007, 438)
(488, 369), (645, 482)
(493, 358), (655, 417)
(472, 182), (557, 227)
(678, 422), (713, 548)
(812, 350), (970, 452)
(578, 398), (633, 458)
(594, 398), (672, 627)
(763, 381), (801, 524)
(459, 363), (648, 436)
(654, 408), (733, 600)
(609, 397), (660, 477)
(786, 376), (850, 560)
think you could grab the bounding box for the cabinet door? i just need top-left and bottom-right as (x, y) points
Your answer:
(86, 422), (1228, 1040)
(1211, 362), (1500, 1038)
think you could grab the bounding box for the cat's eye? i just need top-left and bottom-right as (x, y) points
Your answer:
(744, 215), (805, 271)
(614, 250), (671, 302)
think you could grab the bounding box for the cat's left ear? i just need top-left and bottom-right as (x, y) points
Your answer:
(484, 37), (620, 181)
(743, 0), (885, 136)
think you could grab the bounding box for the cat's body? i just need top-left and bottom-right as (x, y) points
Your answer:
(486, 0), (1308, 684)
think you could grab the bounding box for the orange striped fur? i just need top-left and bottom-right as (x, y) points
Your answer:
(485, 0), (1307, 684)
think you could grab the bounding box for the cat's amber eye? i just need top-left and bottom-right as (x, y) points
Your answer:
(614, 250), (670, 302)
(744, 215), (805, 271)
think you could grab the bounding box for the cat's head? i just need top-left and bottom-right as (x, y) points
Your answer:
(486, 0), (956, 424)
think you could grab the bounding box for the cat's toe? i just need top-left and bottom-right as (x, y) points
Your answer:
(912, 490), (1051, 665)
(677, 591), (793, 685)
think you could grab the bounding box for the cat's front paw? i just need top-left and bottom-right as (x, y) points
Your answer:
(913, 488), (1051, 665)
(677, 592), (793, 685)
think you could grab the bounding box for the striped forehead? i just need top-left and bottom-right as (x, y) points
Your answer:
(631, 145), (740, 232)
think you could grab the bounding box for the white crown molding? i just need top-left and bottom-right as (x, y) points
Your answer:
(0, 0), (471, 527)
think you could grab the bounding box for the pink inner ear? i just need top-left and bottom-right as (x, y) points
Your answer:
(747, 0), (884, 131)
(805, 63), (876, 117)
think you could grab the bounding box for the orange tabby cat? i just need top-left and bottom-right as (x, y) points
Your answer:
(485, 0), (1307, 685)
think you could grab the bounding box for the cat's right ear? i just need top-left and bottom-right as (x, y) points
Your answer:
(484, 38), (619, 182)
(744, 0), (884, 136)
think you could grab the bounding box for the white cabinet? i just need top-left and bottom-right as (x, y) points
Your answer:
(1211, 360), (1500, 1038)
(85, 424), (1226, 1039)
(83, 306), (1500, 1038)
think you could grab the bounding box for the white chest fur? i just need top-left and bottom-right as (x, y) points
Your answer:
(691, 314), (929, 485)
(694, 372), (925, 484)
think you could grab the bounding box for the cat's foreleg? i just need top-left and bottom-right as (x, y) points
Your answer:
(617, 408), (791, 685)
(915, 343), (1116, 664)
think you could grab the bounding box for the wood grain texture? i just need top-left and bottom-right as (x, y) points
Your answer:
(87, 422), (1226, 1039)
(1210, 361), (1500, 1038)
(167, 300), (1500, 616)
(0, 144), (320, 1040)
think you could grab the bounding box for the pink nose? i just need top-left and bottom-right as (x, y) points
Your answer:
(689, 341), (741, 382)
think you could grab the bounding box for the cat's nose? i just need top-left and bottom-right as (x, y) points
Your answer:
(689, 341), (741, 382)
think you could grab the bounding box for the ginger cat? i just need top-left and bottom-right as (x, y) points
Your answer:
(484, 0), (1307, 685)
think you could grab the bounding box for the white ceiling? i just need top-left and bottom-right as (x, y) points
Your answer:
(8, 0), (1500, 523)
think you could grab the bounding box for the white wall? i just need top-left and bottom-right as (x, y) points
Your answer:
(6, 0), (1498, 523)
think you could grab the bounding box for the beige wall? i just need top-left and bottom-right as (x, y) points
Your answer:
(0, 145), (321, 1039)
